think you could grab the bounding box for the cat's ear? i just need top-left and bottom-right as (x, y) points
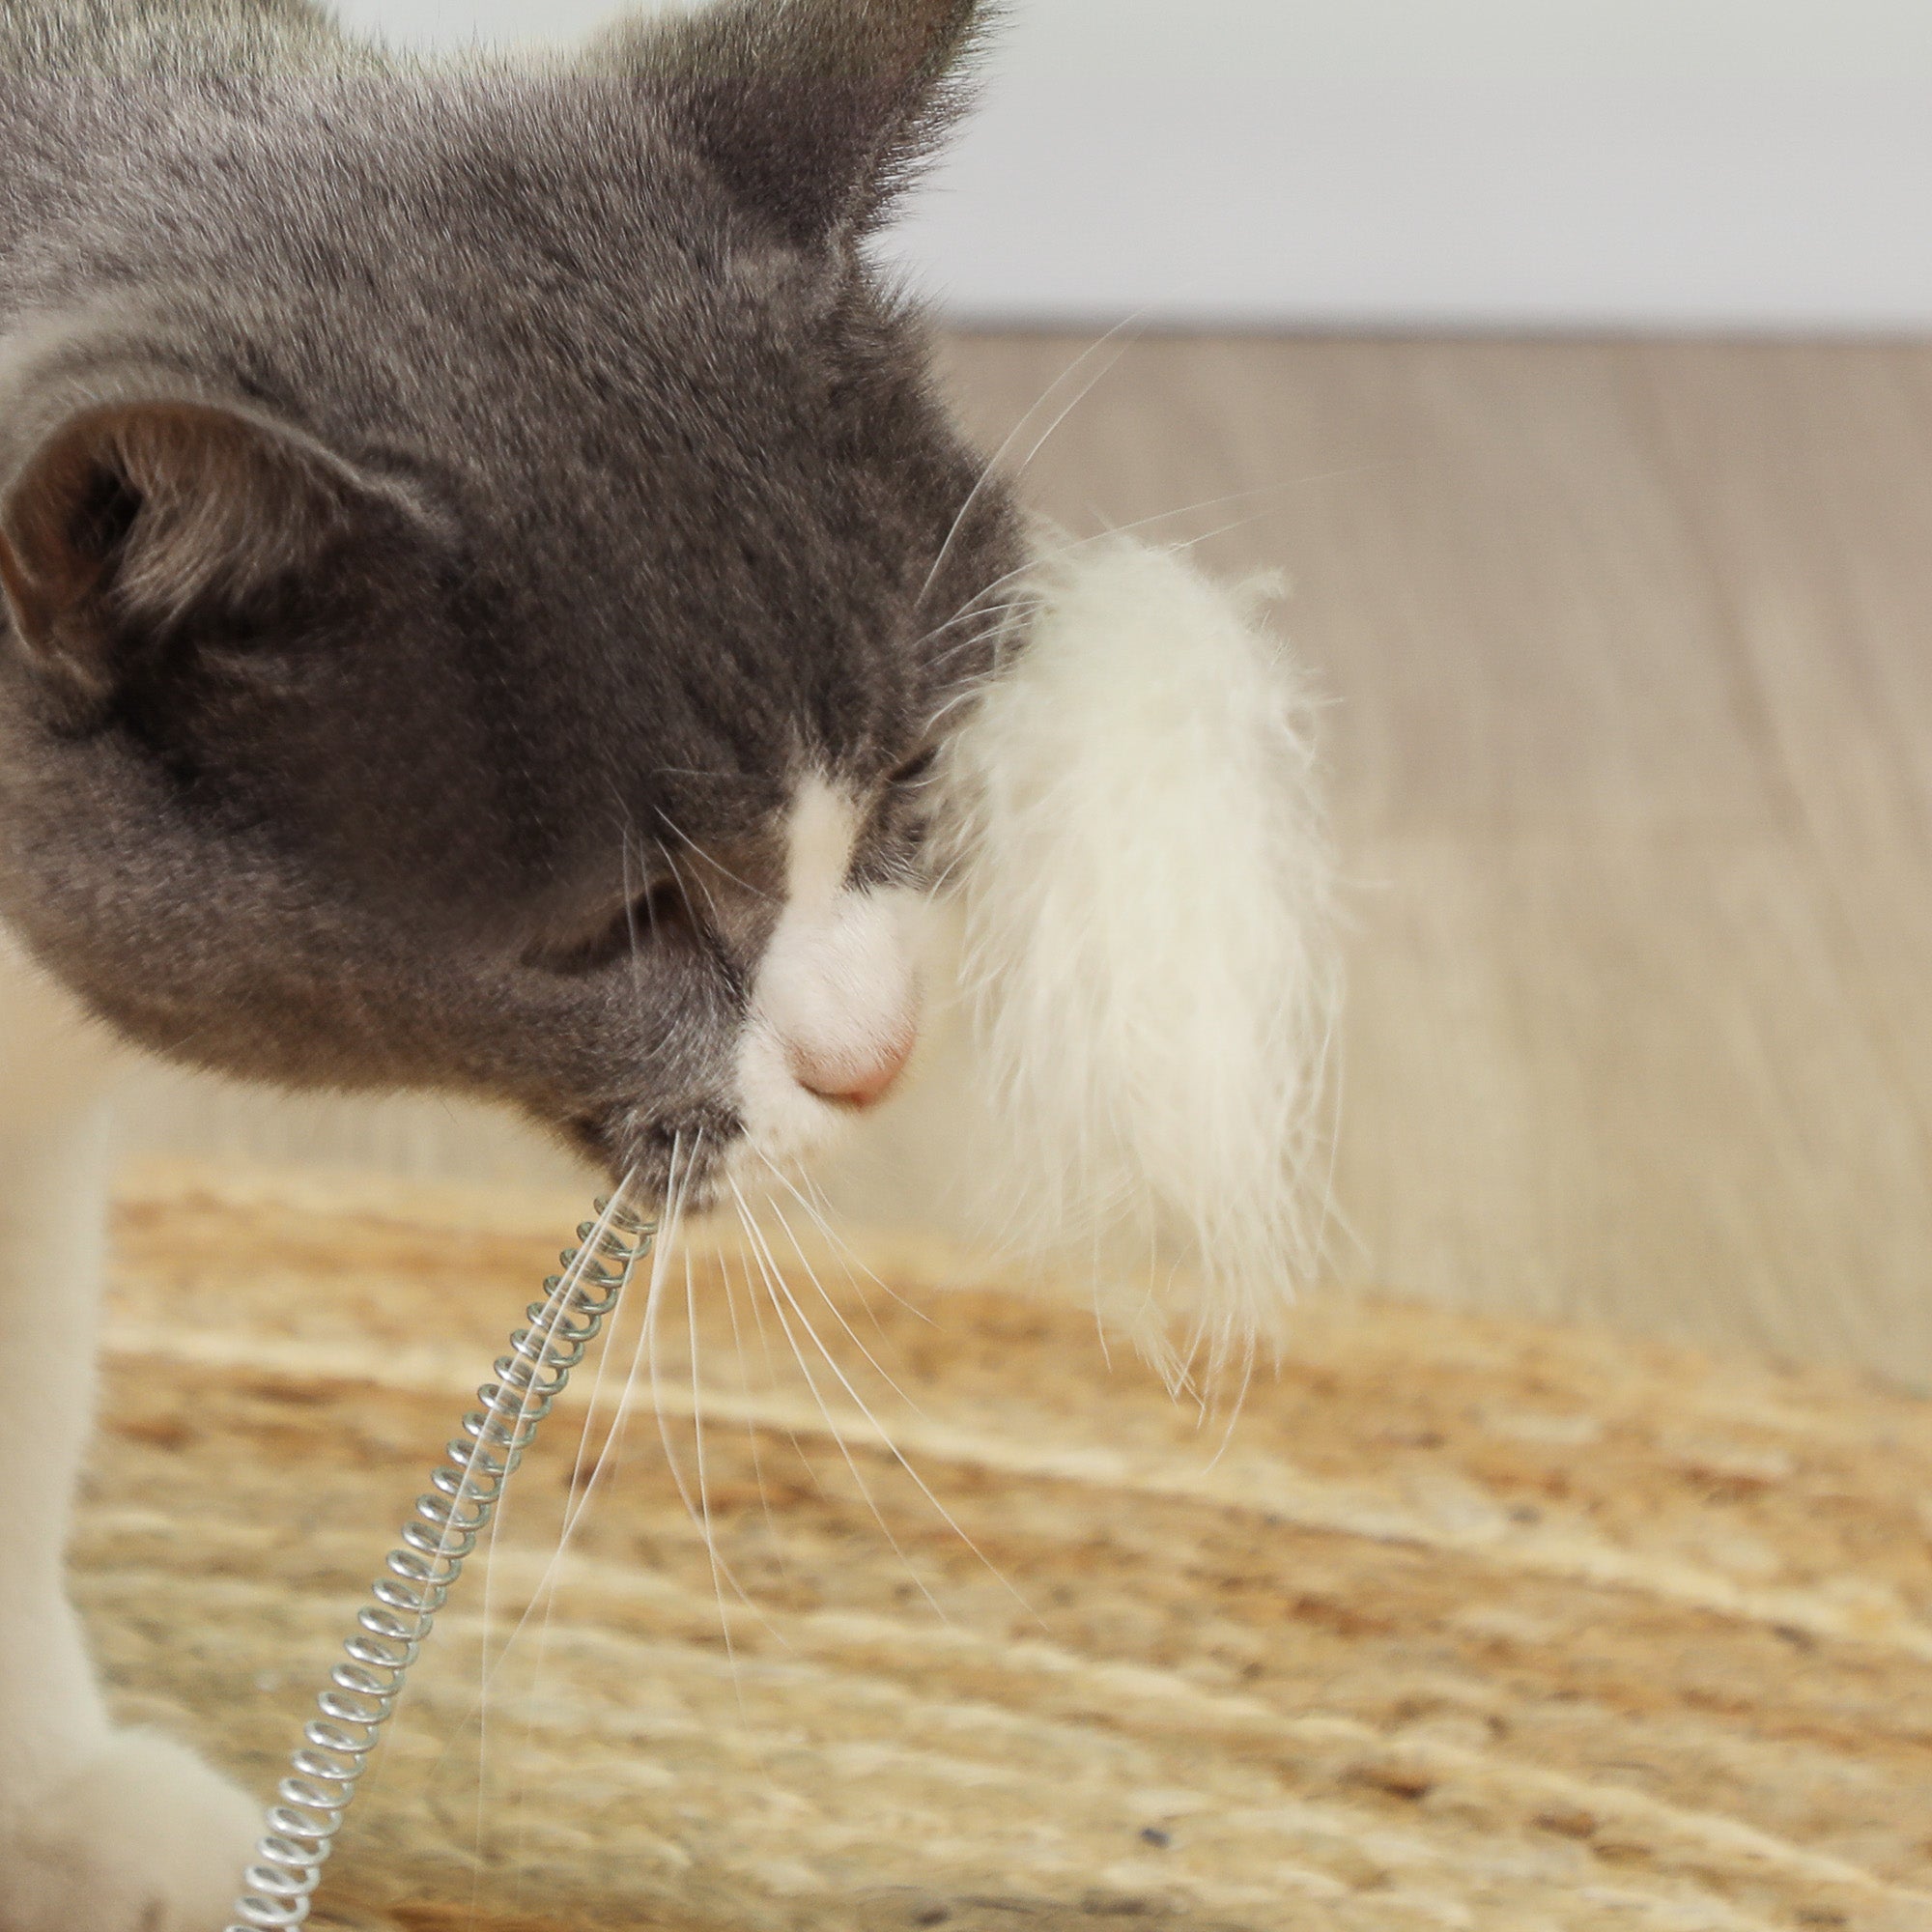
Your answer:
(597, 0), (992, 246)
(0, 397), (400, 724)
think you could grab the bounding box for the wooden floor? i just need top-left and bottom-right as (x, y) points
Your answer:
(936, 333), (1932, 1378)
(128, 334), (1932, 1379)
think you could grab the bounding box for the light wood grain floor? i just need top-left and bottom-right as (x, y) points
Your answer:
(126, 334), (1932, 1380)
(930, 332), (1932, 1378)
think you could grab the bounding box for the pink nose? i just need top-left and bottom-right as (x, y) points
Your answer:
(789, 1029), (914, 1110)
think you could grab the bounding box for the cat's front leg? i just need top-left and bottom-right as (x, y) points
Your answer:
(0, 957), (257, 1932)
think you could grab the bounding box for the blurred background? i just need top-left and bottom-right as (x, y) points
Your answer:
(123, 1), (1932, 1378)
(325, 0), (1932, 329)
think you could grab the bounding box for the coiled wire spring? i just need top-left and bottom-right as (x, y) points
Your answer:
(223, 1189), (656, 1932)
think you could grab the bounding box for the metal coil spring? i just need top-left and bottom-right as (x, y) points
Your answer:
(223, 1192), (655, 1932)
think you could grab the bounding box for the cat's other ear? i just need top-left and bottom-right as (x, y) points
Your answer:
(595, 0), (993, 246)
(0, 398), (407, 725)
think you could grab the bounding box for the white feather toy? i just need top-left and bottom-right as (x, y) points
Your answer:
(822, 532), (1340, 1378)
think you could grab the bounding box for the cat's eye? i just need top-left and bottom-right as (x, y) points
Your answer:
(529, 879), (690, 976)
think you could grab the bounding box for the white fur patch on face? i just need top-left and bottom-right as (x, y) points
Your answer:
(781, 778), (860, 905)
(733, 778), (923, 1176)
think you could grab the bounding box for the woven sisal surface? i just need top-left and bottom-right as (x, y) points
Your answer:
(82, 1163), (1932, 1931)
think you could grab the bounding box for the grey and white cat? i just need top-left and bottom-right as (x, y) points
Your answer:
(0, 2), (1336, 1925)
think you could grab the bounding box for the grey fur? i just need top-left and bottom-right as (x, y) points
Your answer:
(0, 0), (1026, 1201)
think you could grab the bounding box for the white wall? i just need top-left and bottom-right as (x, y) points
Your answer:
(336, 0), (1932, 329)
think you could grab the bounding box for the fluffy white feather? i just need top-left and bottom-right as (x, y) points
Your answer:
(820, 532), (1340, 1376)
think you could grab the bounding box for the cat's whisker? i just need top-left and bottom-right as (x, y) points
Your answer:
(922, 614), (1028, 683)
(731, 1207), (823, 1497)
(718, 1243), (790, 1572)
(509, 1155), (709, 1879)
(557, 1186), (650, 1533)
(918, 659), (1012, 741)
(782, 1182), (903, 1350)
(759, 1150), (931, 1327)
(1083, 482), (1288, 549)
(657, 809), (770, 904)
(445, 1138), (687, 1815)
(645, 1148), (762, 1609)
(917, 590), (1036, 640)
(729, 1178), (947, 1621)
(913, 315), (1144, 617)
(760, 1258), (988, 1624)
(467, 1213), (597, 1896)
(911, 595), (1038, 665)
(687, 1243), (751, 1725)
(505, 1176), (656, 1891)
(659, 838), (724, 933)
(736, 1180), (1034, 1624)
(754, 1178), (927, 1419)
(1166, 505), (1279, 558)
(1000, 318), (1149, 492)
(920, 464), (1356, 700)
(642, 1176), (780, 1655)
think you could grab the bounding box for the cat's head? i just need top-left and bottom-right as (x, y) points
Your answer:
(0, 0), (1024, 1208)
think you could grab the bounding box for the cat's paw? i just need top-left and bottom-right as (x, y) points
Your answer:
(0, 1731), (258, 1932)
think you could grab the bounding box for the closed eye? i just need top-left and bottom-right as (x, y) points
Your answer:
(528, 877), (691, 975)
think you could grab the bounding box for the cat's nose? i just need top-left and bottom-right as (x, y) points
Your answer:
(789, 1028), (914, 1110)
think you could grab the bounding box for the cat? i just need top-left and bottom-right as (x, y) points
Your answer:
(0, 2), (1336, 1926)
